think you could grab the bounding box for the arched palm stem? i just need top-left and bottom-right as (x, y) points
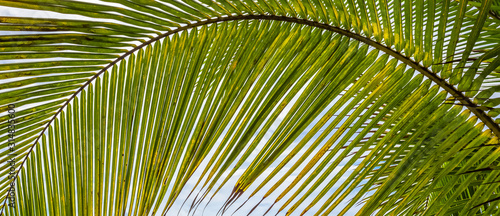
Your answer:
(3, 14), (499, 215)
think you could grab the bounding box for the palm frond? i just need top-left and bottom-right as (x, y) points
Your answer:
(0, 0), (499, 215)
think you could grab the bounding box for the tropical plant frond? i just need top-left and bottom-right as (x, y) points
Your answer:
(1, 0), (500, 215)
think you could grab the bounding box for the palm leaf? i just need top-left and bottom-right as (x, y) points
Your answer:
(0, 0), (500, 215)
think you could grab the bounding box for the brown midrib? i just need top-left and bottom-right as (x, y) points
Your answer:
(2, 13), (498, 214)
